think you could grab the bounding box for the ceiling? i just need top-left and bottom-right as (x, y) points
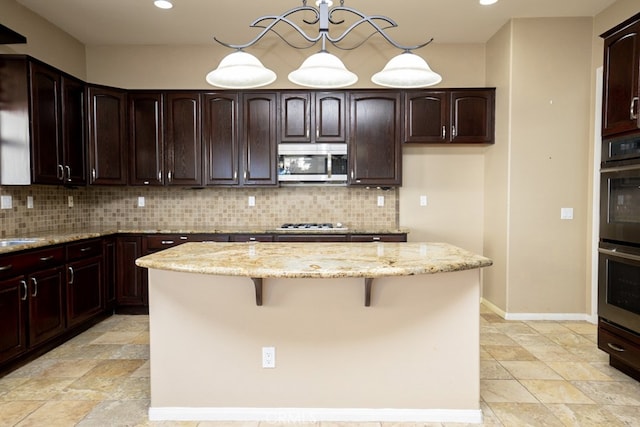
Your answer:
(16, 0), (616, 46)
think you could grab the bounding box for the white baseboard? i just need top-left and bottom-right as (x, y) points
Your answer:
(148, 407), (483, 424)
(481, 298), (596, 323)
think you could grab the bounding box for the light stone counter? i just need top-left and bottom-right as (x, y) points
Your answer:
(135, 241), (492, 278)
(140, 242), (492, 424)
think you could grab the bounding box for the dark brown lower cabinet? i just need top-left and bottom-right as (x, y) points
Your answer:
(350, 234), (407, 242)
(103, 237), (117, 312)
(116, 236), (148, 313)
(598, 319), (640, 381)
(28, 266), (66, 347)
(275, 234), (348, 242)
(67, 257), (103, 328)
(0, 276), (28, 365)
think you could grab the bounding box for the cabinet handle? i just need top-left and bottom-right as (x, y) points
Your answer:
(65, 165), (72, 181)
(316, 128), (319, 139)
(0, 264), (13, 271)
(30, 277), (38, 297)
(161, 240), (174, 245)
(244, 170), (247, 180)
(158, 171), (162, 182)
(451, 126), (456, 138)
(233, 170), (238, 180)
(179, 236), (188, 240)
(39, 255), (54, 262)
(57, 164), (64, 181)
(68, 266), (74, 285)
(92, 168), (96, 181)
(350, 170), (354, 179)
(442, 126), (446, 139)
(607, 342), (625, 352)
(21, 280), (27, 301)
(248, 237), (257, 241)
(372, 237), (381, 241)
(79, 247), (92, 252)
(306, 129), (310, 139)
(168, 171), (172, 183)
(631, 96), (639, 120)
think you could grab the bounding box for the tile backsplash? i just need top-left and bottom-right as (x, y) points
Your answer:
(0, 185), (398, 236)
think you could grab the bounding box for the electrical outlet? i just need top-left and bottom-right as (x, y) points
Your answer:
(420, 195), (428, 206)
(68, 195), (74, 208)
(1, 195), (12, 210)
(27, 196), (34, 209)
(248, 196), (256, 207)
(262, 346), (275, 368)
(377, 196), (385, 207)
(138, 196), (145, 207)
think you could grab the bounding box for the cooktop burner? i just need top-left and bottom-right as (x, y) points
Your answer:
(277, 222), (348, 231)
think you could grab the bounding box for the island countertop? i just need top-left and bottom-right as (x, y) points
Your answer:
(135, 241), (493, 278)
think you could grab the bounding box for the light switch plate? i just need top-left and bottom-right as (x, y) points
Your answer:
(248, 196), (256, 207)
(68, 195), (74, 208)
(138, 196), (145, 207)
(560, 207), (573, 220)
(377, 196), (385, 207)
(420, 195), (428, 206)
(27, 196), (34, 209)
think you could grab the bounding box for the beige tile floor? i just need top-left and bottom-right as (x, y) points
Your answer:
(1, 305), (640, 426)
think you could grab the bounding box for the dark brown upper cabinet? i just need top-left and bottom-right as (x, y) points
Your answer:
(29, 61), (86, 185)
(601, 12), (640, 137)
(87, 86), (128, 185)
(241, 93), (278, 186)
(404, 89), (495, 144)
(280, 91), (346, 143)
(129, 92), (164, 186)
(349, 91), (402, 186)
(164, 92), (203, 186)
(203, 92), (240, 185)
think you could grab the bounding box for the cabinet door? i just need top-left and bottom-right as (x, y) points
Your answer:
(66, 257), (103, 328)
(315, 92), (346, 142)
(404, 91), (448, 143)
(203, 93), (239, 185)
(280, 92), (311, 142)
(103, 237), (117, 310)
(60, 76), (86, 185)
(349, 92), (402, 186)
(129, 93), (164, 186)
(242, 93), (278, 186)
(602, 19), (640, 136)
(449, 90), (495, 144)
(28, 266), (66, 347)
(165, 92), (202, 186)
(29, 62), (62, 184)
(116, 237), (147, 306)
(0, 276), (28, 364)
(87, 86), (127, 185)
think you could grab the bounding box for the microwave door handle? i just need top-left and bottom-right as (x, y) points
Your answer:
(327, 153), (332, 178)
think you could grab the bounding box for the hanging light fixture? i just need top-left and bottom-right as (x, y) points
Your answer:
(206, 0), (441, 89)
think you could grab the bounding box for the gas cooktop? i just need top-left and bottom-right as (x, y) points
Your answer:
(277, 223), (348, 231)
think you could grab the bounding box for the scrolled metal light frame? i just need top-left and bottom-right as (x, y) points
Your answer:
(207, 0), (440, 89)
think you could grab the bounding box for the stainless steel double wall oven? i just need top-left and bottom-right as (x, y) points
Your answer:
(599, 133), (640, 338)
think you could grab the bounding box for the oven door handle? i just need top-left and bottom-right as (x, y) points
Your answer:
(600, 163), (640, 173)
(599, 248), (640, 262)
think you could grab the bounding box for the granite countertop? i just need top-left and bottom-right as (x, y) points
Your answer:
(0, 227), (409, 255)
(135, 242), (493, 278)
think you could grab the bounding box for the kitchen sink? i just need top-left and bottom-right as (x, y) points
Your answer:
(0, 238), (44, 247)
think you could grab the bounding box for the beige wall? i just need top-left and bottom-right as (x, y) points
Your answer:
(0, 0), (86, 79)
(483, 18), (594, 315)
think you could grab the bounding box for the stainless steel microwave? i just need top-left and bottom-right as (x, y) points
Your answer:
(278, 143), (347, 184)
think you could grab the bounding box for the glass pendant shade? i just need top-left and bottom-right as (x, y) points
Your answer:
(288, 51), (358, 88)
(371, 52), (442, 88)
(205, 51), (276, 89)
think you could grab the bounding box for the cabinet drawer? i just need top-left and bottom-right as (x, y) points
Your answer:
(349, 234), (407, 242)
(145, 234), (193, 251)
(66, 239), (102, 261)
(0, 246), (65, 279)
(275, 234), (348, 242)
(230, 234), (274, 242)
(598, 322), (640, 370)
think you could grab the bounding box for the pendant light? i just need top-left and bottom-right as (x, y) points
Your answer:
(371, 52), (442, 88)
(288, 51), (358, 88)
(205, 51), (276, 89)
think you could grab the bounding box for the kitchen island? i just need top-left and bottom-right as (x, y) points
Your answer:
(136, 242), (492, 424)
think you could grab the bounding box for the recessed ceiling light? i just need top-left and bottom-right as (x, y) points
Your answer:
(154, 0), (173, 9)
(480, 0), (498, 5)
